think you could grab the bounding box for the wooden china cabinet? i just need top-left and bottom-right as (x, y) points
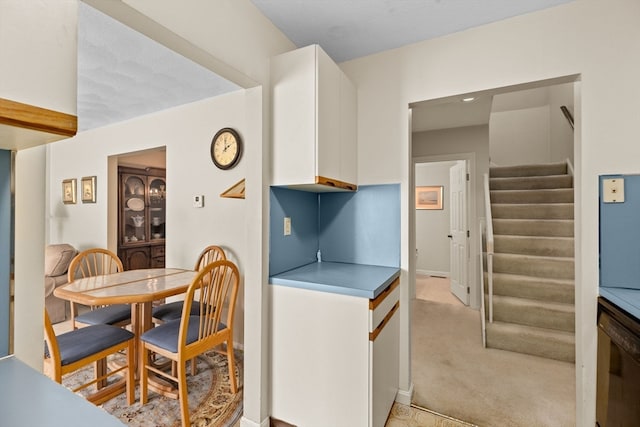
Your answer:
(118, 166), (166, 270)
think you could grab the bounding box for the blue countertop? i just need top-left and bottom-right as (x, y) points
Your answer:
(600, 287), (640, 321)
(0, 356), (125, 427)
(269, 261), (400, 299)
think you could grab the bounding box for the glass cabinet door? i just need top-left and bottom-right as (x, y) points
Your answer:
(148, 176), (166, 241)
(122, 174), (147, 244)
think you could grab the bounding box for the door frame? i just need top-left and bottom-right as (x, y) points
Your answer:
(411, 152), (478, 309)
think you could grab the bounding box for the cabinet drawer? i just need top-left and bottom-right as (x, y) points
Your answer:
(151, 245), (165, 257)
(369, 278), (400, 333)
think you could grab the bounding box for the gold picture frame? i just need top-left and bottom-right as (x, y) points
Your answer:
(62, 179), (77, 204)
(416, 185), (443, 210)
(81, 176), (97, 203)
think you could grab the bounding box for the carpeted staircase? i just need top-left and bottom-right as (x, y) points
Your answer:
(484, 162), (575, 363)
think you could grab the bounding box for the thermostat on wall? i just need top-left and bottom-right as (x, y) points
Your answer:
(193, 195), (204, 208)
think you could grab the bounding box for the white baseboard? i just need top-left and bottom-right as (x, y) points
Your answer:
(240, 416), (270, 427)
(416, 269), (449, 278)
(396, 382), (414, 406)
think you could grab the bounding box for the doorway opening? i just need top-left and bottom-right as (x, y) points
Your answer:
(409, 76), (579, 426)
(107, 146), (166, 267)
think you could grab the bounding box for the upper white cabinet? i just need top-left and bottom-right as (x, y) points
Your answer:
(271, 44), (357, 192)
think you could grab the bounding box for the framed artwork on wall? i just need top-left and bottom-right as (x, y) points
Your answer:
(62, 179), (76, 204)
(415, 186), (443, 210)
(81, 176), (96, 203)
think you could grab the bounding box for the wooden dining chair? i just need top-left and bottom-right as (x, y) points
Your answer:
(68, 248), (131, 330)
(43, 309), (135, 405)
(151, 245), (227, 324)
(139, 260), (240, 427)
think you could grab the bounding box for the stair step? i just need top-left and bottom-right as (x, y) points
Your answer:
(484, 272), (574, 304)
(490, 162), (568, 178)
(490, 188), (574, 204)
(493, 235), (574, 257)
(485, 321), (575, 362)
(488, 295), (575, 332)
(491, 253), (574, 279)
(490, 175), (573, 191)
(492, 203), (574, 220)
(493, 219), (574, 237)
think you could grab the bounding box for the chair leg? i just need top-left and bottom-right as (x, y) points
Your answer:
(191, 357), (197, 376)
(126, 340), (135, 405)
(177, 360), (190, 427)
(226, 339), (237, 393)
(95, 359), (107, 389)
(140, 346), (149, 405)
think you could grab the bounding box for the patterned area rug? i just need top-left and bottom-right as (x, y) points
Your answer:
(63, 349), (243, 427)
(386, 403), (477, 427)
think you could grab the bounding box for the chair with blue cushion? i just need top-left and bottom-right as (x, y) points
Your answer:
(151, 245), (227, 324)
(140, 260), (240, 427)
(67, 248), (131, 330)
(43, 309), (135, 405)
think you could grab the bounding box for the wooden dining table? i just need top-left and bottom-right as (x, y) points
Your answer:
(54, 268), (198, 380)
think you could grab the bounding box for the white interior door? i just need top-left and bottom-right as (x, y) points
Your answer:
(449, 161), (469, 305)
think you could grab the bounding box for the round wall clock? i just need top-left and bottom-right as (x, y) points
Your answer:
(211, 127), (242, 170)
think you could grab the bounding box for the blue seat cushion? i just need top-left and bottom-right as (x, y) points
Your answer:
(141, 316), (226, 353)
(48, 324), (134, 366)
(76, 304), (131, 326)
(152, 301), (200, 322)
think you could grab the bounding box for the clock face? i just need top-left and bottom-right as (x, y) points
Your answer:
(211, 128), (242, 169)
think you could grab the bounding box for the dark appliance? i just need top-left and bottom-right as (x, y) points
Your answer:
(596, 296), (640, 426)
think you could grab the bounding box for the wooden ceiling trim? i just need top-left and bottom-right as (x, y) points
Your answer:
(0, 97), (77, 137)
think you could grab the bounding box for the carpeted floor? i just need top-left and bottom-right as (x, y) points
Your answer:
(64, 349), (243, 427)
(412, 276), (575, 427)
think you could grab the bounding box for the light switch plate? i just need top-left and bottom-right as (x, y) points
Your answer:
(284, 217), (291, 236)
(603, 178), (624, 203)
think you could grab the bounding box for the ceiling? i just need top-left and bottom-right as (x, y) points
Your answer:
(78, 0), (574, 132)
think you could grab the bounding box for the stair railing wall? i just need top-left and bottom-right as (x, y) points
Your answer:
(479, 219), (487, 347)
(483, 173), (494, 323)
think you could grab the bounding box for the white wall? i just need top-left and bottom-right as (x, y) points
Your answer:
(0, 0), (77, 113)
(490, 105), (551, 165)
(489, 83), (574, 166)
(341, 1), (640, 424)
(46, 91), (251, 345)
(415, 161), (457, 276)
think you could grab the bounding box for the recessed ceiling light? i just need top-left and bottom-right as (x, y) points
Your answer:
(462, 97), (476, 102)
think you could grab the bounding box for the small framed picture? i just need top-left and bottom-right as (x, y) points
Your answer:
(81, 176), (97, 203)
(62, 179), (77, 204)
(416, 185), (444, 210)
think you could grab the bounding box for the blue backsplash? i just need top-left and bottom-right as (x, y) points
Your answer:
(599, 174), (640, 289)
(269, 184), (400, 276)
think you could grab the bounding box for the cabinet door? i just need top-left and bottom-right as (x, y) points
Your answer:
(122, 174), (147, 244)
(316, 46), (341, 181)
(339, 73), (357, 185)
(148, 176), (166, 241)
(370, 309), (399, 427)
(121, 246), (150, 270)
(271, 45), (316, 186)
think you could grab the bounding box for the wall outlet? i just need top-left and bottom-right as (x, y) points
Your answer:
(284, 217), (291, 236)
(193, 195), (204, 208)
(603, 178), (624, 203)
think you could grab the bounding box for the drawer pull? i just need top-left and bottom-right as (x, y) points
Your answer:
(369, 301), (399, 342)
(370, 277), (400, 310)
